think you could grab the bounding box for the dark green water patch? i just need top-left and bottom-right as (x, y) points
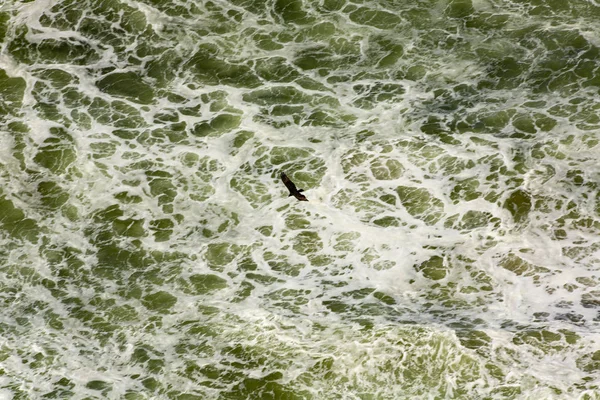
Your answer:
(90, 138), (118, 159)
(193, 114), (242, 137)
(450, 177), (481, 203)
(37, 68), (79, 88)
(231, 130), (254, 150)
(252, 31), (285, 51)
(205, 243), (243, 272)
(267, 288), (310, 313)
(146, 170), (177, 210)
(243, 86), (338, 107)
(86, 379), (111, 391)
(112, 218), (145, 238)
(230, 172), (272, 208)
(466, 12), (509, 31)
(0, 12), (9, 43)
(43, 0), (147, 34)
(130, 344), (166, 375)
(182, 274), (229, 295)
(88, 98), (146, 128)
(503, 189), (532, 224)
(285, 214), (311, 230)
(512, 328), (576, 353)
(149, 218), (174, 242)
(373, 216), (400, 228)
(577, 350), (600, 373)
(93, 243), (147, 279)
(142, 291), (178, 313)
(147, 49), (183, 85)
(254, 57), (301, 83)
(457, 330), (492, 351)
(37, 181), (69, 210)
(353, 82), (405, 109)
(499, 254), (550, 280)
(273, 0), (314, 24)
(264, 252), (304, 277)
(0, 69), (26, 117)
(38, 0), (82, 30)
(0, 193), (39, 243)
(186, 44), (261, 88)
(33, 131), (77, 175)
(7, 122), (28, 169)
(293, 39), (361, 72)
(293, 231), (323, 255)
(396, 186), (444, 225)
(225, 377), (311, 400)
(8, 28), (100, 66)
(349, 7), (402, 29)
(457, 211), (497, 230)
(97, 72), (154, 104)
(301, 21), (337, 41)
(416, 256), (447, 281)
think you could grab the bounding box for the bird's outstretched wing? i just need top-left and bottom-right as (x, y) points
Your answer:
(281, 172), (308, 201)
(281, 172), (298, 194)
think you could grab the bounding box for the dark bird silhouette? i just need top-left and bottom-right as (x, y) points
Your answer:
(281, 172), (308, 201)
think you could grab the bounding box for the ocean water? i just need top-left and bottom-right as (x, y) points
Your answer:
(1, 0), (600, 398)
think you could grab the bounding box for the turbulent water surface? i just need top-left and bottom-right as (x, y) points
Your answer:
(1, 0), (600, 398)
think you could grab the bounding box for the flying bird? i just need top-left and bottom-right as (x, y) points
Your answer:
(281, 172), (308, 201)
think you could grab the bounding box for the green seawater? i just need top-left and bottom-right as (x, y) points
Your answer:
(1, 0), (600, 398)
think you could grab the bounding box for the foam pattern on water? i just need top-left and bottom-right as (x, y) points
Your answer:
(1, 0), (600, 398)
